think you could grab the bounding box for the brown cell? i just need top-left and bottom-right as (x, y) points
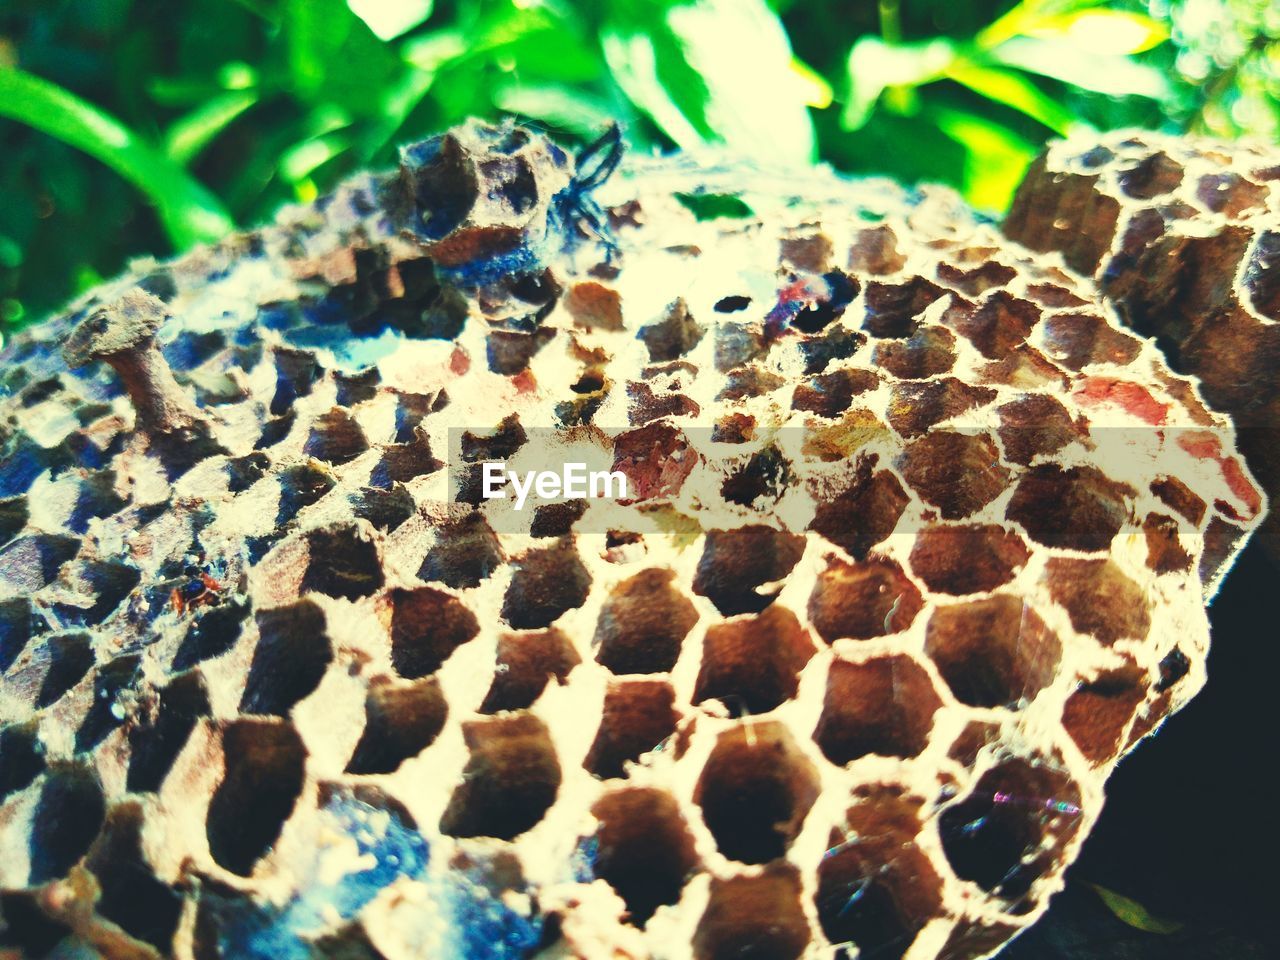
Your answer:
(808, 556), (923, 643)
(584, 679), (679, 779)
(947, 290), (1040, 359)
(693, 605), (816, 716)
(1143, 512), (1193, 573)
(872, 325), (956, 378)
(1040, 312), (1143, 370)
(590, 787), (700, 925)
(849, 224), (906, 275)
(389, 586), (480, 678)
(925, 595), (1061, 708)
(1006, 464), (1133, 552)
(791, 368), (879, 417)
(692, 525), (807, 616)
(594, 568), (698, 674)
(1117, 151), (1184, 199)
(565, 280), (623, 330)
(501, 537), (592, 629)
(1062, 662), (1149, 764)
(440, 712), (560, 840)
(886, 378), (996, 438)
(638, 298), (706, 362)
(1044, 557), (1150, 644)
(300, 523), (384, 600)
(936, 259), (1017, 296)
(694, 723), (818, 864)
(693, 864), (811, 960)
(809, 459), (909, 559)
(303, 407), (368, 465)
(346, 677), (447, 774)
(418, 511), (504, 589)
(898, 431), (1010, 519)
(240, 600), (332, 716)
(479, 628), (580, 713)
(862, 276), (946, 338)
(909, 523), (1030, 595)
(995, 394), (1083, 465)
(813, 655), (942, 764)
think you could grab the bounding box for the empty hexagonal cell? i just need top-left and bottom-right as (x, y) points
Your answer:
(807, 556), (923, 643)
(239, 600), (332, 716)
(898, 431), (1010, 520)
(370, 432), (442, 488)
(28, 763), (105, 885)
(1044, 558), (1150, 645)
(173, 596), (249, 670)
(791, 368), (879, 417)
(849, 224), (906, 275)
(593, 568), (698, 675)
(925, 596), (1061, 708)
(501, 537), (591, 629)
(85, 804), (183, 953)
(693, 605), (816, 717)
(816, 787), (944, 959)
(1142, 511), (1192, 574)
(303, 408), (369, 465)
(995, 394), (1083, 465)
(612, 422), (698, 501)
(418, 511), (503, 588)
(939, 756), (1083, 902)
(809, 459), (908, 559)
(299, 523), (384, 600)
(388, 586), (479, 678)
(1062, 661), (1149, 764)
(346, 676), (447, 775)
(36, 631), (95, 708)
(274, 462), (335, 525)
(0, 597), (48, 672)
(947, 290), (1040, 360)
(1118, 150), (1183, 199)
(887, 378), (996, 438)
(720, 445), (791, 507)
(440, 712), (560, 841)
(585, 679), (679, 779)
(937, 259), (1017, 296)
(693, 863), (811, 960)
(908, 524), (1030, 595)
(75, 653), (141, 752)
(638, 298), (706, 362)
(0, 533), (79, 593)
(127, 671), (211, 793)
(813, 655), (942, 764)
(872, 324), (956, 378)
(589, 787), (700, 926)
(862, 276), (945, 338)
(694, 722), (819, 864)
(480, 628), (580, 714)
(1040, 312), (1142, 370)
(1006, 465), (1133, 552)
(692, 525), (806, 616)
(0, 723), (44, 803)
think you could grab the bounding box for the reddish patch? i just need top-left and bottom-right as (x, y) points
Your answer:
(1074, 377), (1169, 425)
(1177, 432), (1262, 517)
(612, 423), (698, 502)
(449, 346), (471, 376)
(511, 369), (538, 394)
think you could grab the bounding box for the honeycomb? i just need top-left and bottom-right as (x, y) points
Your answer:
(1005, 129), (1280, 552)
(0, 121), (1265, 960)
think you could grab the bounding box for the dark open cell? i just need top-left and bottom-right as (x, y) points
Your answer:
(206, 720), (306, 877)
(67, 468), (128, 534)
(813, 656), (942, 764)
(56, 559), (141, 626)
(239, 600), (332, 716)
(29, 764), (105, 884)
(87, 804), (183, 952)
(862, 276), (945, 338)
(693, 605), (816, 717)
(721, 445), (792, 507)
(693, 864), (810, 960)
(0, 533), (80, 593)
(0, 597), (48, 671)
(590, 788), (700, 925)
(638, 297), (706, 362)
(584, 679), (679, 779)
(1006, 464), (1133, 552)
(74, 653), (141, 753)
(173, 595), (250, 670)
(274, 462), (336, 525)
(303, 407), (369, 465)
(807, 556), (922, 643)
(0, 494), (28, 547)
(1062, 661), (1149, 764)
(694, 723), (818, 864)
(872, 324), (956, 378)
(389, 586), (480, 678)
(810, 459), (908, 559)
(225, 451), (271, 493)
(36, 631), (94, 708)
(300, 523), (384, 600)
(898, 431), (1010, 519)
(370, 431), (443, 489)
(908, 523), (1030, 595)
(501, 537), (591, 629)
(692, 525), (806, 616)
(418, 511), (504, 588)
(127, 671), (212, 793)
(1044, 557), (1151, 645)
(480, 628), (580, 714)
(346, 677), (447, 775)
(0, 722), (45, 802)
(440, 713), (561, 840)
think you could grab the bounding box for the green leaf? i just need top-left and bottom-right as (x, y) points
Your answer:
(164, 91), (259, 166)
(675, 192), (754, 220)
(933, 106), (1037, 213)
(284, 0), (401, 114)
(991, 36), (1171, 99)
(347, 0), (433, 41)
(944, 59), (1079, 136)
(1091, 885), (1185, 935)
(0, 68), (234, 247)
(1026, 10), (1169, 55)
(493, 84), (618, 136)
(842, 36), (954, 131)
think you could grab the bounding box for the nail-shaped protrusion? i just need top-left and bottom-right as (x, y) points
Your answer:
(63, 287), (201, 435)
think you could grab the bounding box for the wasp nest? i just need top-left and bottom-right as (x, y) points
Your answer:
(0, 121), (1265, 960)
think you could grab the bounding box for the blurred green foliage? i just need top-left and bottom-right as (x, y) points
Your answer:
(0, 0), (1273, 335)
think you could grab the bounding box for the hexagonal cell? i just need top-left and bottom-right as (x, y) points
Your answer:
(692, 525), (807, 616)
(348, 485), (416, 532)
(1244, 229), (1280, 319)
(924, 596), (1061, 709)
(612, 422), (698, 502)
(389, 586), (480, 678)
(908, 523), (1030, 595)
(28, 763), (105, 885)
(239, 600), (332, 716)
(0, 533), (80, 593)
(589, 787), (700, 926)
(75, 653), (141, 753)
(947, 291), (1040, 359)
(849, 224), (906, 275)
(638, 298), (706, 362)
(808, 556), (923, 643)
(333, 366), (381, 406)
(127, 671), (211, 793)
(346, 676), (447, 775)
(440, 712), (561, 841)
(814, 655), (942, 764)
(56, 558), (141, 627)
(693, 863), (810, 960)
(501, 537), (592, 630)
(898, 431), (1010, 520)
(0, 597), (47, 672)
(585, 679), (679, 779)
(693, 605), (816, 716)
(1142, 512), (1193, 574)
(816, 787), (944, 960)
(460, 413), (527, 462)
(995, 394), (1084, 466)
(886, 379), (996, 439)
(594, 568), (698, 675)
(799, 326), (864, 375)
(791, 368), (878, 418)
(1118, 150), (1184, 199)
(85, 804), (183, 953)
(67, 468), (128, 534)
(810, 459), (909, 560)
(627, 379), (700, 425)
(1150, 475), (1207, 526)
(872, 325), (956, 379)
(206, 720), (306, 877)
(0, 722), (44, 803)
(274, 462), (335, 525)
(418, 510), (504, 588)
(862, 277), (945, 338)
(1044, 558), (1150, 645)
(937, 259), (1017, 296)
(1062, 661), (1148, 764)
(479, 628), (581, 714)
(938, 755), (1083, 902)
(1040, 312), (1142, 370)
(721, 445), (791, 507)
(303, 408), (369, 465)
(694, 722), (819, 864)
(370, 432), (442, 488)
(1006, 465), (1134, 552)
(299, 523), (384, 600)
(173, 596), (250, 670)
(36, 631), (94, 708)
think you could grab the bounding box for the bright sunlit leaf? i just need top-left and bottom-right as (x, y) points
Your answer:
(992, 37), (1171, 99)
(790, 57), (833, 109)
(945, 59), (1079, 136)
(1091, 885), (1185, 935)
(1031, 10), (1169, 56)
(601, 28), (711, 151)
(0, 67), (234, 247)
(164, 90), (259, 165)
(843, 36), (954, 131)
(933, 106), (1037, 213)
(347, 0), (434, 41)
